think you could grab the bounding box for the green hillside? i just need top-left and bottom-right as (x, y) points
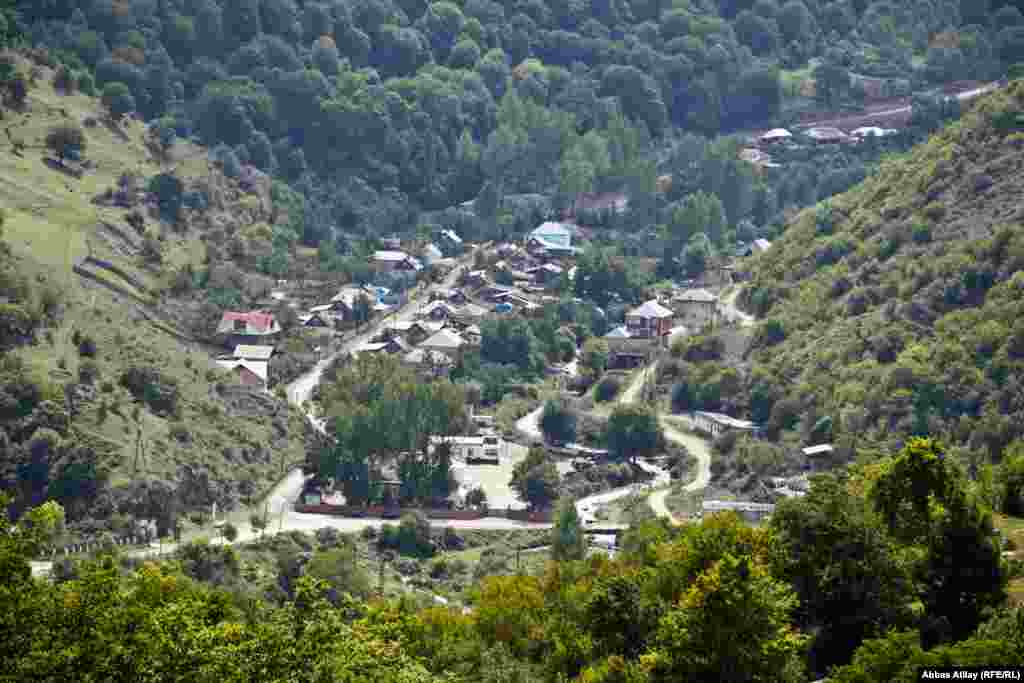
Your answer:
(734, 81), (1024, 468)
(0, 58), (310, 533)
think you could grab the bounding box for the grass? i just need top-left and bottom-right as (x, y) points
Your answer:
(3, 65), (308, 514)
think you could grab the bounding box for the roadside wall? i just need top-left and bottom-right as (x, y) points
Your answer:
(293, 503), (553, 523)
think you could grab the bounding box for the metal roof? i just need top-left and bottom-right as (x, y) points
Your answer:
(232, 345), (275, 361)
(628, 300), (674, 318)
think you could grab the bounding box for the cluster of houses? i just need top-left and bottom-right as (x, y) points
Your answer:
(742, 125), (899, 169)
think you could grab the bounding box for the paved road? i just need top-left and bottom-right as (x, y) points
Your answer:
(286, 254), (475, 408)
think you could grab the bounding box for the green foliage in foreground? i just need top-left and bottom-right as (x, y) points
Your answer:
(2, 439), (1022, 682)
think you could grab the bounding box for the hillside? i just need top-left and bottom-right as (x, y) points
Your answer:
(732, 80), (1024, 470)
(0, 58), (311, 534)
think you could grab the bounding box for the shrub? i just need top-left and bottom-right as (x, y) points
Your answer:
(815, 201), (837, 235)
(101, 81), (135, 117)
(594, 376), (621, 403)
(911, 222), (933, 244)
(78, 360), (100, 385)
(77, 72), (95, 95)
(77, 334), (97, 357)
(45, 123), (87, 162)
(53, 65), (76, 93)
(120, 366), (179, 417)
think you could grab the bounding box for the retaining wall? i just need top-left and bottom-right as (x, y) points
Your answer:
(293, 504), (553, 523)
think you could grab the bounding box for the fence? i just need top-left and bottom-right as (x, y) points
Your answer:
(45, 532), (152, 558)
(294, 503), (554, 523)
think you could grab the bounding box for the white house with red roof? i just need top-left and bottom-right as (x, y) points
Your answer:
(216, 311), (282, 348)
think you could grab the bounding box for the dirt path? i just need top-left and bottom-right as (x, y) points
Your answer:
(791, 82), (999, 132)
(720, 287), (755, 329)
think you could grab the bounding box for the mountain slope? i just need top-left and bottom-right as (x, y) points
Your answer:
(737, 81), (1024, 464)
(0, 58), (310, 531)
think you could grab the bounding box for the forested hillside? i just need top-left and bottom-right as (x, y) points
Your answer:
(732, 82), (1024, 472)
(14, 0), (1021, 256)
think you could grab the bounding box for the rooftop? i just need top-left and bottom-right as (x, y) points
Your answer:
(373, 250), (412, 261)
(694, 411), (759, 430)
(802, 444), (834, 456)
(628, 300), (674, 319)
(232, 344), (275, 361)
(215, 358), (268, 383)
(676, 288), (717, 303)
(421, 328), (466, 350)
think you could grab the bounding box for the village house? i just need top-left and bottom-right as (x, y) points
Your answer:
(802, 444), (835, 472)
(300, 311), (330, 328)
(418, 300), (459, 321)
(742, 238), (772, 257)
(402, 348), (455, 379)
(456, 302), (488, 323)
(691, 411), (761, 437)
(381, 236), (402, 250)
(421, 243), (444, 266)
(672, 288), (718, 328)
(526, 222), (578, 257)
(384, 320), (444, 346)
(764, 475), (810, 500)
(232, 344), (276, 362)
(804, 127), (851, 144)
(214, 359), (269, 390)
(527, 263), (564, 287)
(371, 250), (424, 273)
(436, 228), (464, 255)
(757, 128), (792, 146)
(464, 269), (489, 287)
(419, 328), (466, 361)
(462, 324), (482, 345)
(216, 311), (282, 348)
(563, 192), (629, 222)
(353, 337), (409, 357)
(431, 434), (503, 463)
(625, 300), (675, 339)
(441, 288), (470, 306)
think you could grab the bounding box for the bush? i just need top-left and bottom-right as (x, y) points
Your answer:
(77, 334), (97, 357)
(78, 360), (100, 385)
(45, 122), (88, 161)
(78, 72), (95, 96)
(53, 65), (76, 93)
(120, 366), (179, 417)
(594, 376), (621, 403)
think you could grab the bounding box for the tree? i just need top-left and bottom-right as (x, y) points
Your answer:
(45, 124), (86, 162)
(550, 498), (586, 561)
(540, 399), (577, 445)
(650, 553), (809, 682)
(770, 474), (912, 677)
(465, 486), (487, 508)
(222, 521), (238, 543)
(870, 438), (1007, 647)
(510, 446), (560, 509)
(607, 404), (662, 465)
(306, 543), (372, 600)
(353, 293), (372, 327)
(249, 512), (267, 537)
(999, 440), (1024, 515)
(814, 50), (850, 107)
(100, 81), (135, 118)
(579, 337), (609, 378)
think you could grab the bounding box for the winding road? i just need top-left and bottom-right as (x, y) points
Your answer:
(517, 357), (714, 526)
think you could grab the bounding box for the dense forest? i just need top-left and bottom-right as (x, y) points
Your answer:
(8, 0), (1023, 262)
